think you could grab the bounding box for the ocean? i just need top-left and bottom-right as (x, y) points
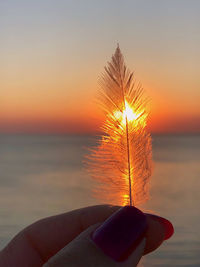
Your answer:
(0, 134), (199, 266)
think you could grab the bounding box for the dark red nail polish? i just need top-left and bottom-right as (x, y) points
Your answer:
(91, 206), (147, 261)
(148, 214), (174, 240)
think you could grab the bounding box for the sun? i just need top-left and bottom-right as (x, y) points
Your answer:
(113, 100), (141, 125)
(124, 101), (141, 122)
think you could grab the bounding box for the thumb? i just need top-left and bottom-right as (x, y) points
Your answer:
(43, 223), (145, 267)
(44, 206), (173, 267)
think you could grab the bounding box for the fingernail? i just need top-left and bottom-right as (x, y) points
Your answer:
(91, 206), (147, 261)
(148, 214), (174, 240)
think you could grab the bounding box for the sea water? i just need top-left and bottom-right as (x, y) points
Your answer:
(0, 134), (199, 266)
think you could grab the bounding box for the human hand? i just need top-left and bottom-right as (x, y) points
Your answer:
(0, 205), (174, 267)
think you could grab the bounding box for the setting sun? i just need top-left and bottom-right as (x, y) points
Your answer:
(113, 100), (144, 128)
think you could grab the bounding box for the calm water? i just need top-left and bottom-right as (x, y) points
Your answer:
(0, 134), (200, 266)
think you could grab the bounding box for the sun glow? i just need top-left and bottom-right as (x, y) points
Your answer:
(113, 100), (141, 125)
(122, 193), (130, 206)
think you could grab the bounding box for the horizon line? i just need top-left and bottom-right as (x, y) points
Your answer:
(0, 131), (199, 136)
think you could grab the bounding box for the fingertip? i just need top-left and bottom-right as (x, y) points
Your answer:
(158, 217), (174, 240)
(144, 214), (174, 254)
(148, 214), (174, 240)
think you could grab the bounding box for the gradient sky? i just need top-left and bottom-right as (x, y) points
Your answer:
(1, 0), (200, 133)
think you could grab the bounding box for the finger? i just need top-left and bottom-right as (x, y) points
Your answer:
(44, 224), (146, 267)
(0, 205), (120, 267)
(144, 214), (174, 254)
(44, 206), (174, 267)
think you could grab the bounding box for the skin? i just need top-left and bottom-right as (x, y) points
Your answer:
(0, 205), (170, 267)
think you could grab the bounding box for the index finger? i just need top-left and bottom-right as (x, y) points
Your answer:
(0, 205), (120, 267)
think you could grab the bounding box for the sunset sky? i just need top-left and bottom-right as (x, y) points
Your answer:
(1, 0), (200, 134)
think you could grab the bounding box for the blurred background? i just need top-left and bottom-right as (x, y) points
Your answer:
(0, 1), (200, 266)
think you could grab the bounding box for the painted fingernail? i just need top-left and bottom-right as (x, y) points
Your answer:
(91, 206), (147, 261)
(148, 214), (174, 240)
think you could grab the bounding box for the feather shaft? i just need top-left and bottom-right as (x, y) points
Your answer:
(119, 63), (133, 206)
(125, 116), (133, 206)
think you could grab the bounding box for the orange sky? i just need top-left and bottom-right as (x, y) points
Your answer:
(1, 1), (200, 134)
